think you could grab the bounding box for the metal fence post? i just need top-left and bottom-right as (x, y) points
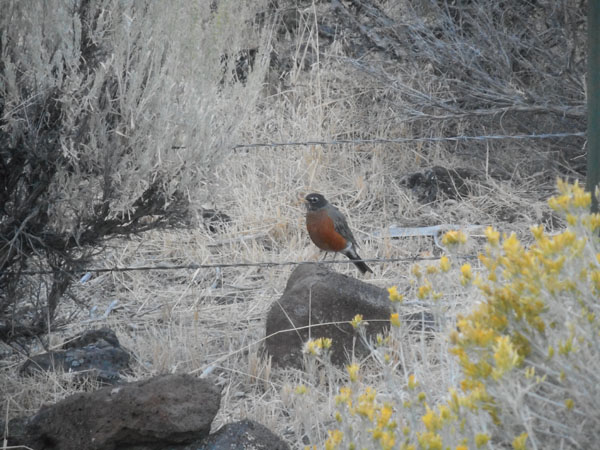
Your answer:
(587, 0), (600, 213)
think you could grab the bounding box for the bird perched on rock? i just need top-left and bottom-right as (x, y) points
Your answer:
(304, 193), (373, 274)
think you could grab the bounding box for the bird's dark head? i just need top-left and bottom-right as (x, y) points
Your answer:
(304, 193), (328, 211)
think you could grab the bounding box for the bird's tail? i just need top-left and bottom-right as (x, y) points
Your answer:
(343, 247), (373, 274)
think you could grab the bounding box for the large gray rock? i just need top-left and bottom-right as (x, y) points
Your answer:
(20, 327), (130, 383)
(8, 374), (221, 450)
(265, 265), (433, 368)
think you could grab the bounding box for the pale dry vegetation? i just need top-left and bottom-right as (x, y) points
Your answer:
(0, 0), (269, 339)
(1, 0), (590, 448)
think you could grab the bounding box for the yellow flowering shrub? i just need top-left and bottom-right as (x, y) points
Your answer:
(323, 181), (600, 449)
(446, 180), (600, 448)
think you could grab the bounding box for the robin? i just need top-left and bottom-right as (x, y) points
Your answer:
(304, 193), (373, 274)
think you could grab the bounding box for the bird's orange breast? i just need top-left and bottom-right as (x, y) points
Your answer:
(306, 210), (347, 252)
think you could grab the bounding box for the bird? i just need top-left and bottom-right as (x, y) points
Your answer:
(304, 193), (373, 274)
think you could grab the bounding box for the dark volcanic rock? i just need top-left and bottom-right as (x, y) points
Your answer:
(20, 327), (130, 383)
(116, 419), (290, 450)
(400, 166), (481, 203)
(265, 265), (433, 368)
(200, 208), (231, 233)
(7, 374), (221, 450)
(194, 419), (289, 450)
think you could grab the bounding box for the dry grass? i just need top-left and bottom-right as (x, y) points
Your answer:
(0, 2), (583, 448)
(0, 131), (558, 447)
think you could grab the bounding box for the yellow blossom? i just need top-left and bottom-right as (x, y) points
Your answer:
(295, 384), (307, 394)
(572, 182), (591, 208)
(412, 264), (422, 278)
(530, 224), (545, 241)
(438, 404), (452, 422)
(303, 337), (333, 355)
(439, 255), (451, 272)
(390, 313), (401, 327)
(422, 405), (441, 432)
(378, 403), (394, 426)
(548, 191), (570, 211)
(557, 178), (569, 194)
(336, 386), (352, 407)
(502, 233), (521, 256)
(426, 264), (439, 274)
(388, 285), (404, 302)
(351, 314), (363, 329)
(460, 263), (473, 285)
(475, 433), (490, 447)
(442, 230), (467, 246)
(583, 213), (600, 231)
(565, 398), (574, 410)
(303, 339), (321, 356)
(524, 366), (535, 379)
(347, 363), (360, 382)
(580, 212), (600, 231)
(590, 270), (600, 292)
(448, 388), (461, 413)
(325, 429), (343, 450)
(356, 387), (376, 420)
(408, 374), (418, 390)
(484, 226), (500, 246)
(558, 335), (573, 355)
(417, 431), (443, 450)
(376, 430), (395, 450)
(512, 432), (528, 450)
(318, 337), (332, 349)
(418, 280), (433, 299)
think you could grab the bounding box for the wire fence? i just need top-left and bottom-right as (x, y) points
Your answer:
(2, 129), (584, 278)
(6, 255), (479, 277)
(231, 131), (585, 150)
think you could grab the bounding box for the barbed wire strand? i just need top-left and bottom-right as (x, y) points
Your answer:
(4, 255), (479, 277)
(6, 131), (583, 277)
(231, 131), (585, 150)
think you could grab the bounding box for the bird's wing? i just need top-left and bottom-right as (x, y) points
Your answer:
(329, 205), (359, 248)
